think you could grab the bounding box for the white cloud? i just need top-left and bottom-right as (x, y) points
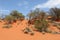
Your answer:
(18, 1), (28, 6)
(18, 1), (29, 10)
(33, 0), (60, 10)
(0, 9), (10, 15)
(23, 1), (28, 5)
(18, 3), (22, 6)
(0, 10), (9, 12)
(0, 9), (10, 18)
(0, 6), (9, 13)
(0, 10), (9, 13)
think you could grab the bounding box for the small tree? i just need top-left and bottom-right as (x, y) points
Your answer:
(27, 8), (41, 20)
(10, 10), (25, 21)
(49, 7), (60, 21)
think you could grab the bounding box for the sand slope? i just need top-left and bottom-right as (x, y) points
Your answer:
(0, 20), (60, 40)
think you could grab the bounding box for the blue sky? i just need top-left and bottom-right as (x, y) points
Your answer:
(0, 0), (60, 16)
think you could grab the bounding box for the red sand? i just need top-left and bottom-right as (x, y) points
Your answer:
(0, 20), (60, 40)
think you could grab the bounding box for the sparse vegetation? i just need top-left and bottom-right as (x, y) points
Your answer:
(4, 10), (25, 24)
(0, 7), (60, 34)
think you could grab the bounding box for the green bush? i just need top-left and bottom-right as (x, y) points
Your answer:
(5, 15), (14, 24)
(4, 10), (25, 24)
(34, 19), (49, 32)
(10, 10), (25, 21)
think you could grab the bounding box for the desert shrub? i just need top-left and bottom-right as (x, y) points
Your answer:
(23, 27), (30, 34)
(4, 10), (25, 24)
(5, 15), (14, 24)
(23, 27), (34, 35)
(34, 20), (41, 31)
(10, 10), (25, 21)
(30, 32), (34, 35)
(56, 25), (60, 29)
(51, 31), (60, 34)
(34, 19), (49, 33)
(20, 16), (25, 21)
(46, 28), (52, 33)
(52, 22), (60, 29)
(49, 7), (60, 21)
(3, 24), (12, 29)
(24, 30), (29, 34)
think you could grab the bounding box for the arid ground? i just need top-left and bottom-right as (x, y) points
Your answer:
(0, 20), (60, 40)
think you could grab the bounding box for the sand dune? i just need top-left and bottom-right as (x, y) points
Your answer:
(0, 20), (60, 40)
